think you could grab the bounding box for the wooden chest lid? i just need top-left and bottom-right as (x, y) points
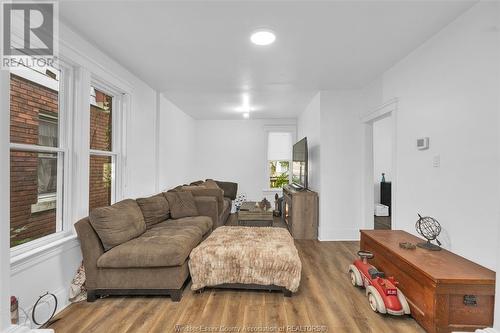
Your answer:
(360, 230), (496, 285)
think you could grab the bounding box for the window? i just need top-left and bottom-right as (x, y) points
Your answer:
(89, 86), (115, 212)
(37, 113), (58, 198)
(9, 67), (65, 248)
(267, 132), (293, 189)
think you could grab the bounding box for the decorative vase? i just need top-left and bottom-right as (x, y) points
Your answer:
(10, 296), (18, 325)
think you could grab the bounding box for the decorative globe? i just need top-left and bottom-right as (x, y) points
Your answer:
(415, 214), (442, 250)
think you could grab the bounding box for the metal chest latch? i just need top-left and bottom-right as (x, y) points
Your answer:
(463, 295), (477, 306)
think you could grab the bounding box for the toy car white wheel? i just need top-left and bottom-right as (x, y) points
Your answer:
(368, 293), (378, 312)
(366, 286), (387, 314)
(397, 288), (411, 315)
(348, 265), (362, 287)
(349, 271), (357, 286)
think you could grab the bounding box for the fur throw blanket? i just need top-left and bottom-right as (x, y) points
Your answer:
(69, 262), (87, 302)
(189, 226), (302, 292)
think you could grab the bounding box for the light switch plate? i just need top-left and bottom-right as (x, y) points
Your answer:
(417, 137), (429, 150)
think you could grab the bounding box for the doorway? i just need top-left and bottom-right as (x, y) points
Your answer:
(373, 116), (393, 229)
(361, 98), (397, 230)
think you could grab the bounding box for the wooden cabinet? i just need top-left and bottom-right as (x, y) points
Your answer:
(360, 230), (495, 333)
(282, 185), (318, 239)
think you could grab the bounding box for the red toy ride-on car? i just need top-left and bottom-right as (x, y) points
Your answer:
(349, 250), (411, 316)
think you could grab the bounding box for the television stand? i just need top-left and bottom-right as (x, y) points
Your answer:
(289, 183), (305, 191)
(282, 185), (318, 239)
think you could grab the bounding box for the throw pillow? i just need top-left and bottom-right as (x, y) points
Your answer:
(136, 193), (170, 228)
(204, 179), (220, 189)
(182, 185), (206, 191)
(204, 179), (225, 197)
(164, 191), (199, 219)
(89, 199), (146, 251)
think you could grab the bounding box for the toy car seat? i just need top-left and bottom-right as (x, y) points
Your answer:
(368, 267), (385, 279)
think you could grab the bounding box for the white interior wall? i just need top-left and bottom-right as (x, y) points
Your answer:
(158, 95), (195, 191)
(362, 1), (500, 270)
(373, 116), (392, 204)
(192, 119), (296, 201)
(297, 93), (321, 193)
(297, 91), (365, 241)
(319, 91), (364, 241)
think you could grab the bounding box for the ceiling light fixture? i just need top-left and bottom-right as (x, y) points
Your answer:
(250, 29), (276, 46)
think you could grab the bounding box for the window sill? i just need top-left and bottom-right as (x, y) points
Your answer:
(263, 188), (284, 192)
(11, 233), (79, 275)
(31, 193), (57, 213)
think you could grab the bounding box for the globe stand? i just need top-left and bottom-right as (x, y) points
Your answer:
(417, 240), (441, 251)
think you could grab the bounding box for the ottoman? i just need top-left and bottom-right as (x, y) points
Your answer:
(189, 226), (302, 295)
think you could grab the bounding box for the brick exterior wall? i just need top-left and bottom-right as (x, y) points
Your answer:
(89, 155), (112, 212)
(9, 75), (113, 247)
(10, 74), (58, 247)
(89, 104), (112, 212)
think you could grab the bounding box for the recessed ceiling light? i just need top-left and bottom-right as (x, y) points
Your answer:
(250, 29), (276, 46)
(243, 112), (250, 119)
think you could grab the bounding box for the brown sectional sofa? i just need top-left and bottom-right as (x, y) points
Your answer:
(180, 179), (237, 228)
(75, 180), (237, 302)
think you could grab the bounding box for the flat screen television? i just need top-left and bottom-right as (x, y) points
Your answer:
(292, 137), (308, 189)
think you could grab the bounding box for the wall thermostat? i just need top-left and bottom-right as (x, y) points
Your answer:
(417, 137), (429, 150)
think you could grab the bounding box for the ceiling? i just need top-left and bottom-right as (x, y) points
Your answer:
(60, 1), (476, 119)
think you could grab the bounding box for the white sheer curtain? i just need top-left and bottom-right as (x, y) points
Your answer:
(38, 117), (58, 194)
(267, 132), (292, 161)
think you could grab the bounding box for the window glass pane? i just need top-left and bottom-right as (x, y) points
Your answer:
(10, 150), (61, 247)
(90, 88), (112, 151)
(89, 155), (112, 212)
(269, 160), (290, 188)
(10, 69), (59, 147)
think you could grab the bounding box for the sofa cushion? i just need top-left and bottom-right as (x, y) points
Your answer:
(164, 191), (199, 219)
(89, 199), (146, 251)
(136, 194), (170, 228)
(218, 198), (231, 227)
(211, 180), (238, 200)
(97, 223), (203, 268)
(165, 216), (213, 236)
(182, 185), (206, 191)
(204, 179), (221, 191)
(181, 187), (224, 215)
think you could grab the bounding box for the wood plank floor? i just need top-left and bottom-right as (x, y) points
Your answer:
(49, 240), (424, 333)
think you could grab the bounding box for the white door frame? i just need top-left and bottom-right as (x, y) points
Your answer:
(361, 98), (398, 230)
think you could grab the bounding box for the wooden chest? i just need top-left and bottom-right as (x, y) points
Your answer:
(360, 230), (495, 333)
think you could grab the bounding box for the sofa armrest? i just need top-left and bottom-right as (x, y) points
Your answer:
(183, 187), (224, 216)
(74, 217), (105, 289)
(194, 196), (218, 230)
(214, 180), (238, 200)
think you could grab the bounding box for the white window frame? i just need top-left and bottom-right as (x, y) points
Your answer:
(9, 61), (75, 257)
(88, 77), (125, 207)
(264, 125), (297, 192)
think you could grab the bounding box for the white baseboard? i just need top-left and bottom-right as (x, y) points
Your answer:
(318, 228), (360, 241)
(5, 325), (53, 333)
(13, 287), (69, 332)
